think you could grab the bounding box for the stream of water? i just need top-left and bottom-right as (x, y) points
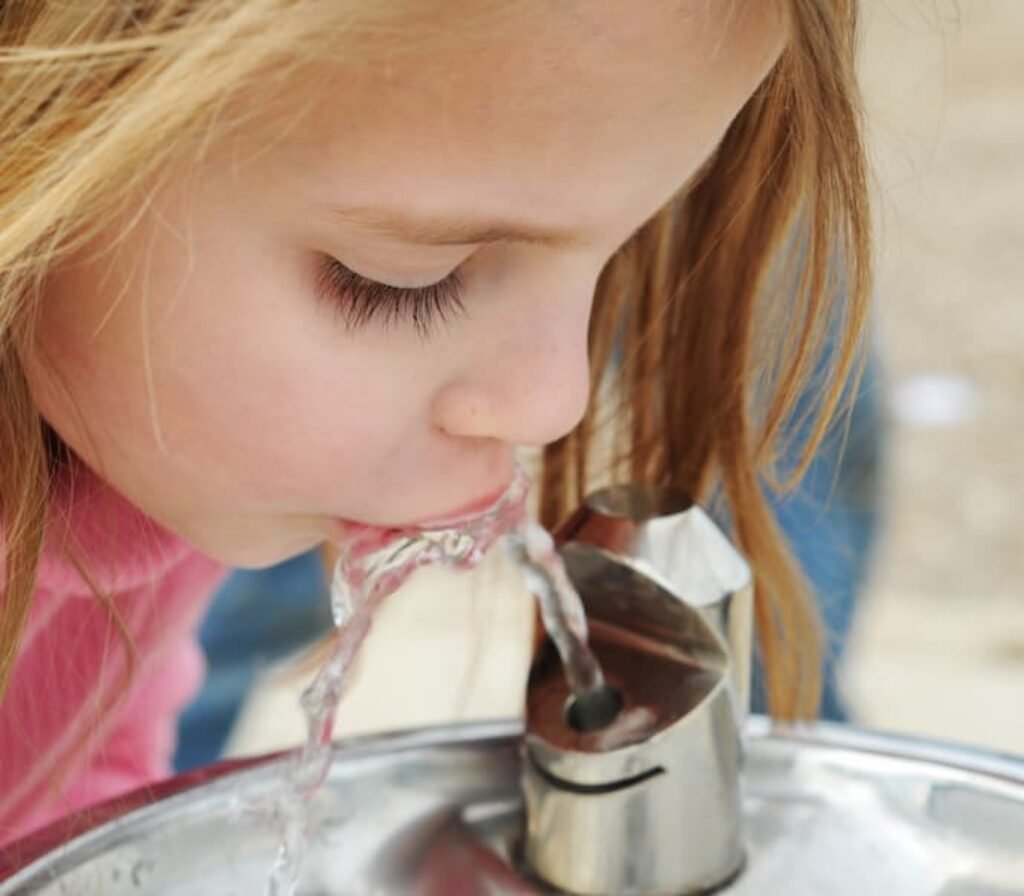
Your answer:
(265, 468), (607, 896)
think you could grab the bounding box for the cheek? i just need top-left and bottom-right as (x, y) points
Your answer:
(144, 223), (438, 504)
(146, 272), (423, 506)
(31, 183), (437, 518)
(26, 257), (162, 476)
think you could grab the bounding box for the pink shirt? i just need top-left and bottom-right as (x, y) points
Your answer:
(0, 462), (227, 846)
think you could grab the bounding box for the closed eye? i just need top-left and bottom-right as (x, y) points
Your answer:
(315, 255), (466, 338)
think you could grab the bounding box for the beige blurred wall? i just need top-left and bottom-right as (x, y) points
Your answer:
(844, 1), (1024, 752)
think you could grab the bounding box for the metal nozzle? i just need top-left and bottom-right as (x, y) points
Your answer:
(555, 485), (753, 715)
(521, 486), (753, 895)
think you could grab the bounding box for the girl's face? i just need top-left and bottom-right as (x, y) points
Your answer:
(26, 1), (784, 566)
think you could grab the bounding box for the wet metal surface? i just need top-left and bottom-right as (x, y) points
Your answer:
(2, 719), (1023, 895)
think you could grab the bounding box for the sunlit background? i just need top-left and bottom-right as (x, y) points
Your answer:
(844, 0), (1024, 753)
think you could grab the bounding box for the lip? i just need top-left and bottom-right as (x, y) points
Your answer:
(409, 482), (515, 529)
(328, 482), (516, 546)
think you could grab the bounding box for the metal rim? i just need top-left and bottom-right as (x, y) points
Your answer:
(3, 716), (1022, 885)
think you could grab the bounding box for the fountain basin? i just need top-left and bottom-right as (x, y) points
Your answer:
(2, 718), (1023, 895)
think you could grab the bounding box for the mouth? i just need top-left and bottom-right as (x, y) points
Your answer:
(329, 473), (525, 547)
(409, 482), (516, 529)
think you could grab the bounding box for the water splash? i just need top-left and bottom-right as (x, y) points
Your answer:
(265, 469), (530, 895)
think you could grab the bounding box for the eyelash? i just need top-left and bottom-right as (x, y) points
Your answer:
(315, 256), (466, 338)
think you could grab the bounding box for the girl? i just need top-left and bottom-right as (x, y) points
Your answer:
(0, 0), (869, 845)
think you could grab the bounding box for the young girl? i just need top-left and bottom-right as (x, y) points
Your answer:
(0, 0), (869, 846)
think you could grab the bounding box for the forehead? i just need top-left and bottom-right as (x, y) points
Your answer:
(258, 1), (785, 237)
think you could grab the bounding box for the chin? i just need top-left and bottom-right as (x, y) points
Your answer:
(194, 531), (326, 570)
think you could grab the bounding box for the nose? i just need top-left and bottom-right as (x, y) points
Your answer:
(430, 286), (594, 448)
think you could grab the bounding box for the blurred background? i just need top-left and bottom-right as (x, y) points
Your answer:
(844, 0), (1024, 754)
(191, 0), (1024, 765)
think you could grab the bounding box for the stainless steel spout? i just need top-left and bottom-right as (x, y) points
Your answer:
(522, 486), (754, 895)
(556, 486), (754, 714)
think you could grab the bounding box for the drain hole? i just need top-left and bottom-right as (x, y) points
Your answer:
(565, 684), (624, 732)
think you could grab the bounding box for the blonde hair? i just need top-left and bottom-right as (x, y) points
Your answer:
(1, 1), (869, 721)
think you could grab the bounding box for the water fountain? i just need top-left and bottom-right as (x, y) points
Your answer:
(2, 486), (1023, 895)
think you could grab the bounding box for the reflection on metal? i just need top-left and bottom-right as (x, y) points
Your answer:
(4, 721), (1024, 894)
(522, 486), (752, 895)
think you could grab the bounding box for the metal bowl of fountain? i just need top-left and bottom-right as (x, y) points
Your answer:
(5, 484), (1022, 894)
(3, 717), (1024, 895)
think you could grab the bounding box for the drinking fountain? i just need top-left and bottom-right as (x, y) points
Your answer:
(2, 487), (1023, 896)
(521, 485), (752, 895)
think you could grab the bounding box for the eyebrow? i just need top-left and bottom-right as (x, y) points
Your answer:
(321, 203), (586, 249)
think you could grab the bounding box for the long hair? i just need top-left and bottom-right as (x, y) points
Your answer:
(1, 1), (869, 721)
